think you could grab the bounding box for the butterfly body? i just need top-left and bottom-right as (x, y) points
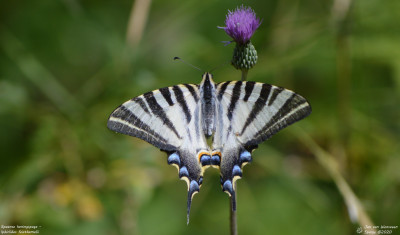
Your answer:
(107, 73), (311, 223)
(200, 74), (217, 137)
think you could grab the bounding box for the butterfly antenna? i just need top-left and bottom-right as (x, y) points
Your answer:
(209, 60), (230, 73)
(174, 57), (204, 72)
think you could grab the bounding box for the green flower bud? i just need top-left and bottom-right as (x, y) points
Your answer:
(231, 41), (258, 70)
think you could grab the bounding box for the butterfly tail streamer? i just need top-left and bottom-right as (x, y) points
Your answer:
(219, 147), (255, 211)
(222, 179), (237, 210)
(231, 185), (237, 211)
(166, 150), (203, 224)
(187, 180), (200, 224)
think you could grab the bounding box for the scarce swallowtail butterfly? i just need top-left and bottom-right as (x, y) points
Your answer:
(107, 73), (311, 223)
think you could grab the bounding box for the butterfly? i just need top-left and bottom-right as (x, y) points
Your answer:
(107, 72), (311, 223)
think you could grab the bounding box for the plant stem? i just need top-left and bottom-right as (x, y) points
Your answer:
(241, 69), (248, 81)
(230, 187), (237, 235)
(126, 0), (152, 47)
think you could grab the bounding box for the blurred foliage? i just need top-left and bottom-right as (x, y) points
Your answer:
(0, 0), (399, 235)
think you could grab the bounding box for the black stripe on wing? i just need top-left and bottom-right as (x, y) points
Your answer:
(240, 84), (273, 135)
(246, 93), (311, 146)
(173, 85), (192, 123)
(267, 86), (283, 106)
(184, 84), (200, 103)
(243, 81), (255, 102)
(132, 97), (150, 114)
(107, 105), (176, 151)
(227, 81), (243, 121)
(159, 87), (174, 106)
(143, 91), (181, 139)
(217, 81), (231, 100)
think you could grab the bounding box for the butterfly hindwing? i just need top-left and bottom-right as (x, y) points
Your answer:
(107, 84), (209, 223)
(212, 81), (311, 209)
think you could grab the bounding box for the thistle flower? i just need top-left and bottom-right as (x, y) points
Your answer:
(220, 5), (261, 79)
(220, 5), (261, 45)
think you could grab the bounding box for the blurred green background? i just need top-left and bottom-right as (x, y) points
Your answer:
(1, 0), (399, 234)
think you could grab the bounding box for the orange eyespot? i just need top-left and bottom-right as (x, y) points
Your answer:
(211, 151), (221, 158)
(197, 151), (210, 162)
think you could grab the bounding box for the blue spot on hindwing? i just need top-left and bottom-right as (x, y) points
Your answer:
(239, 151), (252, 164)
(189, 180), (200, 192)
(200, 155), (211, 166)
(179, 166), (189, 178)
(167, 152), (180, 165)
(222, 180), (233, 194)
(211, 155), (220, 166)
(232, 165), (242, 177)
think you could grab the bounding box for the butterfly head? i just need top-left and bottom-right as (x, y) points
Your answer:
(200, 72), (215, 87)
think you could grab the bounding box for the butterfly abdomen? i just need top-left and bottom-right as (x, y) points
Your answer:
(200, 73), (217, 137)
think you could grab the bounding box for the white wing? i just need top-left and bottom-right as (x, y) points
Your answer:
(107, 84), (208, 223)
(212, 81), (311, 210)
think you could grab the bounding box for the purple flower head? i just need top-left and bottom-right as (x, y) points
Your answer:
(220, 5), (261, 45)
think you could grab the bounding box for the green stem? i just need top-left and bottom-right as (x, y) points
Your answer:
(230, 186), (237, 235)
(241, 69), (248, 81)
